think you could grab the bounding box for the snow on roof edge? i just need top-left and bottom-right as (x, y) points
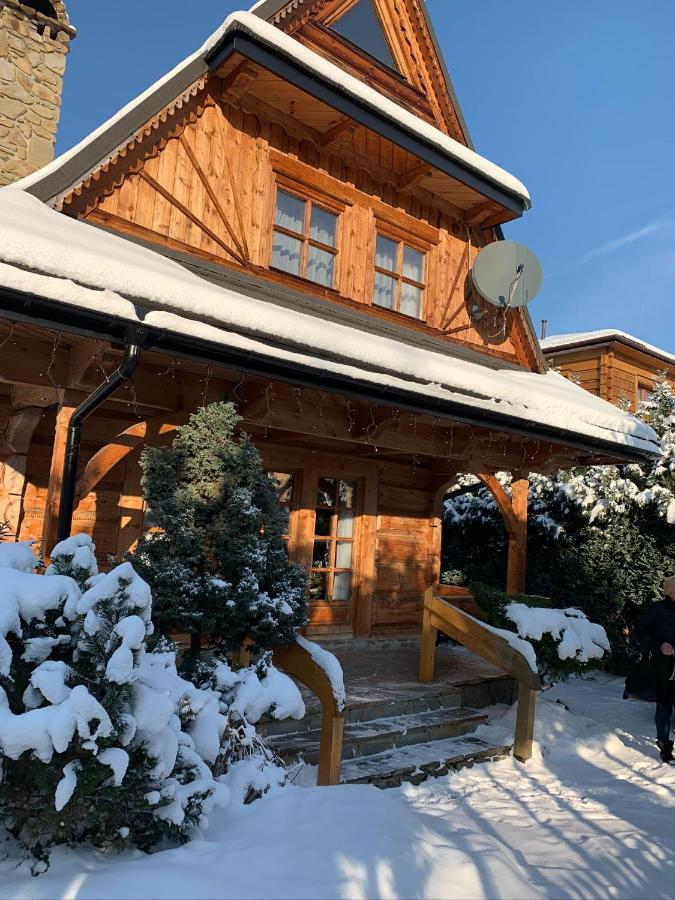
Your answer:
(207, 13), (530, 204)
(0, 189), (657, 460)
(542, 331), (675, 368)
(18, 10), (529, 209)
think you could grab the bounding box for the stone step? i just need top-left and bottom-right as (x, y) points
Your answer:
(263, 685), (464, 737)
(340, 736), (511, 788)
(271, 706), (488, 764)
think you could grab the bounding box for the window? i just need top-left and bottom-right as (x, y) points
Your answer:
(310, 477), (357, 603)
(271, 189), (339, 288)
(330, 0), (399, 72)
(269, 471), (295, 543)
(373, 233), (425, 319)
(637, 385), (653, 407)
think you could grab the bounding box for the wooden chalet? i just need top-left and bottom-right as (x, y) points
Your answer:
(542, 329), (675, 413)
(0, 0), (661, 780)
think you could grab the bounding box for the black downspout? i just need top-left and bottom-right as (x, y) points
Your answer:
(55, 327), (146, 545)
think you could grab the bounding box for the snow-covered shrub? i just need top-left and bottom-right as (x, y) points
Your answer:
(0, 536), (303, 861)
(443, 374), (675, 671)
(129, 402), (308, 655)
(470, 583), (609, 684)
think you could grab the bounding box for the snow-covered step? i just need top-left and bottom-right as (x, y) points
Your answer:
(263, 686), (463, 737)
(340, 736), (511, 788)
(272, 706), (488, 765)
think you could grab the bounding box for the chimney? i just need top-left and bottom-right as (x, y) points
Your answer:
(0, 0), (76, 186)
(540, 319), (548, 341)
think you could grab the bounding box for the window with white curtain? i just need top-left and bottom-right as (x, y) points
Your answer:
(373, 232), (426, 319)
(271, 188), (339, 288)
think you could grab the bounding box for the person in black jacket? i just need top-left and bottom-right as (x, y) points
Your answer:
(634, 575), (675, 762)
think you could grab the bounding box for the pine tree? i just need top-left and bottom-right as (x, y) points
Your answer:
(129, 402), (308, 654)
(0, 543), (229, 859)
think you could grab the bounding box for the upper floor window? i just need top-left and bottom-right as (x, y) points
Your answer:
(373, 233), (426, 319)
(271, 188), (338, 289)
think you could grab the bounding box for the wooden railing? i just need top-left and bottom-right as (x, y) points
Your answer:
(419, 587), (542, 761)
(272, 640), (345, 786)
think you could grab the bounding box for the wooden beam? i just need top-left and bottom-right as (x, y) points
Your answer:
(320, 118), (358, 147)
(138, 169), (246, 265)
(0, 407), (42, 538)
(476, 471), (528, 594)
(75, 412), (189, 504)
(220, 61), (259, 104)
(507, 475), (528, 595)
(514, 683), (537, 762)
(213, 103), (251, 263)
(178, 132), (248, 264)
(41, 400), (77, 557)
(418, 585), (437, 682)
(398, 162), (432, 192)
(10, 384), (62, 410)
(465, 200), (498, 226)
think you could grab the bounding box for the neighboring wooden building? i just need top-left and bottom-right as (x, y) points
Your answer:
(0, 0), (658, 648)
(541, 330), (675, 412)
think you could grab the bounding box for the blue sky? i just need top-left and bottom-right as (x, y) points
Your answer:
(57, 1), (675, 350)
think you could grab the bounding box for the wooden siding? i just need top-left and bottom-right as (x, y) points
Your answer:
(545, 341), (675, 412)
(83, 92), (534, 368)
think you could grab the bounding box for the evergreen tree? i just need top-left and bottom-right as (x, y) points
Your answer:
(442, 373), (675, 671)
(130, 402), (308, 654)
(0, 541), (229, 861)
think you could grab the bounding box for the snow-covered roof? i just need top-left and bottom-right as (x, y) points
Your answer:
(0, 189), (658, 460)
(542, 331), (675, 368)
(17, 12), (529, 210)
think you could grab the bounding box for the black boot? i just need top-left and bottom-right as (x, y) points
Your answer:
(657, 739), (674, 763)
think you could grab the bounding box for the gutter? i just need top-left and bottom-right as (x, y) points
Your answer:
(55, 326), (145, 543)
(0, 286), (657, 465)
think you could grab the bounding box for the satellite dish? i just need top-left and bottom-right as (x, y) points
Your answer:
(471, 241), (543, 309)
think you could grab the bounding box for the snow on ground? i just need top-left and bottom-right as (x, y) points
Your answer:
(2, 674), (674, 899)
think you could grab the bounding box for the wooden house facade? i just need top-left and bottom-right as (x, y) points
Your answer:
(542, 330), (675, 413)
(0, 0), (659, 651)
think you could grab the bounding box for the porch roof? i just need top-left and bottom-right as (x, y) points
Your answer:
(0, 188), (659, 462)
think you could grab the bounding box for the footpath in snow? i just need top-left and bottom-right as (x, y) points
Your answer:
(2, 674), (674, 900)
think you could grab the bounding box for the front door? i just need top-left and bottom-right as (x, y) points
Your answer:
(308, 476), (358, 632)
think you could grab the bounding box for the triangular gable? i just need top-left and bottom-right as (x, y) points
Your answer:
(255, 0), (474, 145)
(330, 0), (398, 72)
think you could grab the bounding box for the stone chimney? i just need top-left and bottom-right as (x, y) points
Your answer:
(0, 0), (75, 186)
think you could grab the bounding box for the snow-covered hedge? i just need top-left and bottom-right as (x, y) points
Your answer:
(0, 535), (304, 861)
(470, 583), (609, 684)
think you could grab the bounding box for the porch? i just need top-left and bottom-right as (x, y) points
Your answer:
(266, 637), (517, 788)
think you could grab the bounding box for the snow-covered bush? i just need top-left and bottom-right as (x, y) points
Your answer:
(0, 536), (304, 861)
(470, 583), (609, 684)
(443, 374), (675, 671)
(129, 402), (308, 655)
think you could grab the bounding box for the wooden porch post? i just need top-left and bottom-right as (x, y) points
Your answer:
(477, 472), (529, 596)
(0, 407), (42, 539)
(41, 399), (77, 558)
(506, 474), (528, 595)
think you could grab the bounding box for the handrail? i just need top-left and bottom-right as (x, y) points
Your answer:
(419, 587), (542, 761)
(272, 640), (345, 786)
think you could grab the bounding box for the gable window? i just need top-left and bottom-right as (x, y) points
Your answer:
(373, 233), (425, 319)
(310, 478), (357, 603)
(331, 0), (398, 72)
(271, 188), (339, 289)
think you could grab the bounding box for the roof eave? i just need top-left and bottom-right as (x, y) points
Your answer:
(0, 284), (655, 465)
(206, 29), (529, 216)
